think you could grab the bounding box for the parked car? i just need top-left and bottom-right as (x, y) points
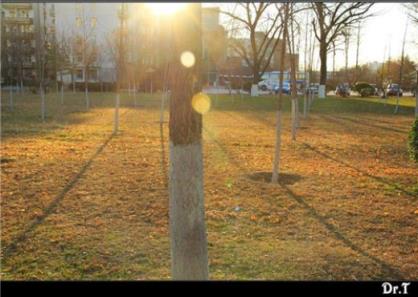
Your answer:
(258, 80), (270, 91)
(335, 83), (351, 97)
(273, 82), (291, 95)
(354, 82), (375, 97)
(370, 84), (380, 96)
(386, 83), (403, 96)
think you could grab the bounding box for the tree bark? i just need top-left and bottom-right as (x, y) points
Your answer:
(72, 67), (75, 93)
(272, 4), (289, 183)
(319, 40), (327, 86)
(85, 66), (89, 109)
(288, 12), (298, 141)
(114, 94), (119, 133)
(169, 4), (208, 280)
(9, 88), (14, 112)
(61, 84), (64, 105)
(60, 71), (64, 104)
(40, 84), (45, 121)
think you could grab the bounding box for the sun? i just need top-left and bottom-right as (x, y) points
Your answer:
(147, 3), (186, 15)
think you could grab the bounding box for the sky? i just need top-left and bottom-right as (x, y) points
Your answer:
(54, 3), (418, 71)
(344, 3), (418, 68)
(209, 2), (418, 70)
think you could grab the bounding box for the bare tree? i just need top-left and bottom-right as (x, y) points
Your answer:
(271, 3), (289, 183)
(355, 22), (361, 81)
(395, 20), (408, 114)
(34, 3), (50, 121)
(311, 3), (374, 97)
(342, 28), (351, 83)
(55, 28), (72, 104)
(75, 3), (97, 109)
(169, 4), (208, 279)
(287, 4), (299, 141)
(222, 2), (285, 96)
(404, 3), (418, 24)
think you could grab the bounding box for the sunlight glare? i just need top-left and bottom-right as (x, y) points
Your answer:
(180, 51), (195, 68)
(192, 92), (211, 115)
(147, 3), (186, 15)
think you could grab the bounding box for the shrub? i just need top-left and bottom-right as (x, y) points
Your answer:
(408, 119), (418, 162)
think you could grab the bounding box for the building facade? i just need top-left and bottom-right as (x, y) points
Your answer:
(123, 5), (228, 91)
(1, 2), (56, 87)
(224, 32), (299, 80)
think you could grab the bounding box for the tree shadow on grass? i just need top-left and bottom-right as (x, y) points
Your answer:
(2, 132), (116, 261)
(310, 97), (415, 116)
(301, 143), (417, 201)
(279, 183), (405, 279)
(0, 92), (161, 141)
(246, 171), (302, 185)
(203, 124), (406, 279)
(321, 114), (409, 134)
(203, 125), (243, 170)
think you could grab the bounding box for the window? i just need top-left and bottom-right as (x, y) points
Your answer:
(88, 69), (97, 80)
(76, 70), (83, 80)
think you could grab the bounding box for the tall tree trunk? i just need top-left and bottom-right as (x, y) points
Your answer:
(169, 4), (208, 280)
(85, 66), (89, 109)
(395, 21), (408, 114)
(133, 81), (137, 107)
(344, 32), (350, 83)
(288, 10), (298, 141)
(319, 40), (327, 86)
(272, 4), (289, 183)
(60, 70), (64, 104)
(251, 65), (260, 96)
(355, 24), (361, 82)
(72, 66), (75, 93)
(40, 83), (45, 121)
(9, 88), (14, 112)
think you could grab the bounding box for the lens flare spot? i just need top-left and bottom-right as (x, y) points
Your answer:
(180, 51), (195, 68)
(192, 92), (211, 114)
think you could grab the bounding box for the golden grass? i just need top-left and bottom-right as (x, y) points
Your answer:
(1, 92), (417, 280)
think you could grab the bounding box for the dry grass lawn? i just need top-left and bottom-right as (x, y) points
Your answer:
(1, 91), (417, 280)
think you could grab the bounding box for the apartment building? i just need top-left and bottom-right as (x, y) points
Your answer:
(1, 2), (56, 87)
